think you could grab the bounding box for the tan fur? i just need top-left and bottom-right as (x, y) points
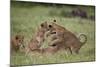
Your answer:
(42, 45), (59, 54)
(47, 20), (87, 54)
(31, 45), (59, 54)
(26, 22), (49, 54)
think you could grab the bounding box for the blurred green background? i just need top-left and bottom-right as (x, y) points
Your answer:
(11, 1), (95, 66)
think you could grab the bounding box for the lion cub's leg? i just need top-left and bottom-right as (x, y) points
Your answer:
(67, 47), (73, 54)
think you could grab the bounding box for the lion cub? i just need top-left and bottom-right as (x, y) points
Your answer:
(26, 22), (49, 54)
(47, 20), (87, 54)
(11, 34), (24, 52)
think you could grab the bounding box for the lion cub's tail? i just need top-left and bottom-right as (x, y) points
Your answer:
(78, 33), (87, 46)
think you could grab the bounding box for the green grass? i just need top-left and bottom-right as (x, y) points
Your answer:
(11, 1), (95, 66)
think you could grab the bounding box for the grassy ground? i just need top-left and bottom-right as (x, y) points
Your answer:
(11, 1), (95, 66)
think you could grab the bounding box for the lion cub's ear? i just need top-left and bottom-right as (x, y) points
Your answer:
(53, 19), (56, 22)
(41, 23), (44, 27)
(15, 35), (19, 40)
(40, 21), (47, 28)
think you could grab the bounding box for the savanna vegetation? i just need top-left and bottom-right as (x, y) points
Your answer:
(11, 1), (95, 66)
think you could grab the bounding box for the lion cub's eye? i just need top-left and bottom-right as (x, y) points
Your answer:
(41, 24), (44, 27)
